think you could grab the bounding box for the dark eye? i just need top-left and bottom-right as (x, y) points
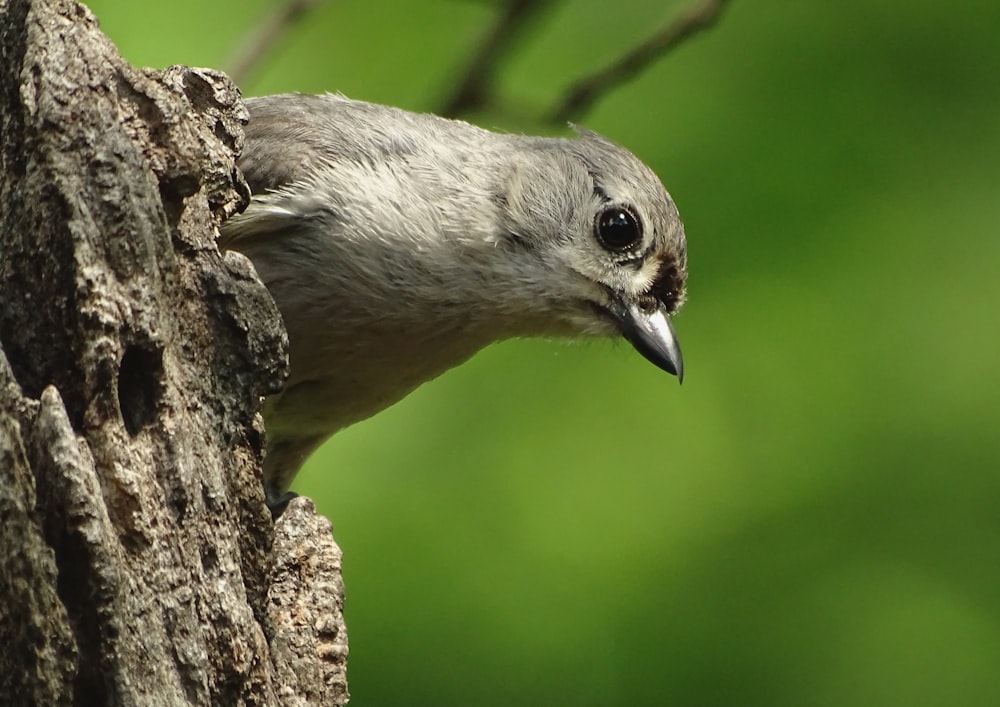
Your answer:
(595, 206), (642, 252)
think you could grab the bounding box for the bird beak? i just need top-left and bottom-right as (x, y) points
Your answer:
(611, 298), (684, 383)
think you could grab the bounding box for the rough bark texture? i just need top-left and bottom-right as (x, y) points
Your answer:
(0, 0), (349, 704)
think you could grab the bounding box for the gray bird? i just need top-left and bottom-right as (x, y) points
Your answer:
(220, 93), (687, 505)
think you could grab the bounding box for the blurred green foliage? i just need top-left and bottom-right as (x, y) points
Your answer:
(87, 0), (1000, 704)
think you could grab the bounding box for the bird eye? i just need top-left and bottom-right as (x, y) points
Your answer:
(595, 206), (642, 252)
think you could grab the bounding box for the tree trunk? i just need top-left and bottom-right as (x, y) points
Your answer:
(0, 0), (348, 704)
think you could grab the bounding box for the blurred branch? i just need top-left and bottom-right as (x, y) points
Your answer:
(225, 0), (328, 88)
(440, 0), (556, 118)
(549, 0), (730, 124)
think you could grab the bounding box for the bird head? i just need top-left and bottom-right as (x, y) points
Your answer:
(496, 129), (687, 381)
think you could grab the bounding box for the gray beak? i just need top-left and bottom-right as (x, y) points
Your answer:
(612, 299), (684, 382)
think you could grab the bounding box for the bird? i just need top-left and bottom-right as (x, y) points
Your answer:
(219, 93), (687, 506)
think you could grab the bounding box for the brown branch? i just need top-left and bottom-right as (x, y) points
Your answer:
(1, 0), (346, 702)
(549, 0), (730, 124)
(225, 0), (328, 88)
(440, 0), (556, 118)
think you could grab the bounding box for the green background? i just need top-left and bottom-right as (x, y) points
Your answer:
(87, 0), (1000, 704)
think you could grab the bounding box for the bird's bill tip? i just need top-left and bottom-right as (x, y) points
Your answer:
(617, 302), (684, 383)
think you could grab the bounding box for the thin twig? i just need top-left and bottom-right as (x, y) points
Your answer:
(440, 0), (556, 118)
(549, 0), (730, 124)
(225, 0), (328, 88)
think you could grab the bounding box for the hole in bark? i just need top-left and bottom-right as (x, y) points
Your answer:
(159, 173), (200, 201)
(200, 545), (219, 572)
(52, 528), (109, 704)
(168, 484), (189, 522)
(117, 344), (164, 437)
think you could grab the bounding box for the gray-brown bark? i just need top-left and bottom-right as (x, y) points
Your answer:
(0, 0), (348, 704)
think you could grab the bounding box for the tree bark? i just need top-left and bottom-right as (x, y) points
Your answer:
(0, 0), (348, 704)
